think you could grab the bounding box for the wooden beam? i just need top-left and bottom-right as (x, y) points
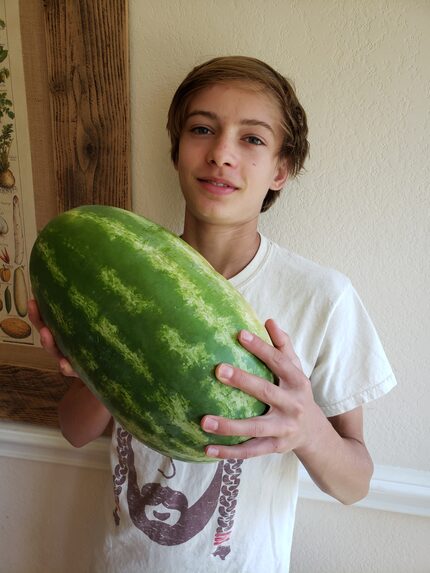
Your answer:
(43, 0), (130, 210)
(0, 363), (69, 427)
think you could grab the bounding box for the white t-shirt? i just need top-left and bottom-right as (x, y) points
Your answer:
(95, 235), (396, 573)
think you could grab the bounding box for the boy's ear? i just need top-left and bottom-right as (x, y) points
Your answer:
(270, 159), (289, 191)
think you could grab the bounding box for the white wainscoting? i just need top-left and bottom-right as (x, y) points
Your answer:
(1, 421), (429, 518)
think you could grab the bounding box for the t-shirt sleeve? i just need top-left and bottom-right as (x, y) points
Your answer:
(310, 281), (397, 417)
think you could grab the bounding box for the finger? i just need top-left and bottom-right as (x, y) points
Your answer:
(202, 411), (290, 439)
(29, 300), (79, 377)
(39, 327), (78, 378)
(38, 325), (62, 357)
(202, 414), (260, 437)
(215, 363), (284, 409)
(265, 319), (303, 371)
(59, 357), (80, 378)
(28, 300), (66, 364)
(28, 299), (45, 332)
(205, 436), (289, 460)
(238, 327), (304, 383)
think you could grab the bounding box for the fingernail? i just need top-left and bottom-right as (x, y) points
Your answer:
(206, 446), (219, 457)
(240, 330), (253, 342)
(218, 364), (233, 380)
(203, 417), (218, 431)
(59, 360), (69, 375)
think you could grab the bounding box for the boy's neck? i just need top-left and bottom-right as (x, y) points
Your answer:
(181, 213), (261, 279)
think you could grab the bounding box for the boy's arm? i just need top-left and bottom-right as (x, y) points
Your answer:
(28, 300), (112, 447)
(58, 379), (112, 447)
(294, 406), (373, 504)
(201, 319), (373, 505)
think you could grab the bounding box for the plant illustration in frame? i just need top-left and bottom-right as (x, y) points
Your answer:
(0, 17), (15, 189)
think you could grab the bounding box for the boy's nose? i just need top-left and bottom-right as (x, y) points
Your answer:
(206, 138), (238, 168)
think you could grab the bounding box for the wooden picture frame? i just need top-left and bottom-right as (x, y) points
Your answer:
(0, 0), (130, 428)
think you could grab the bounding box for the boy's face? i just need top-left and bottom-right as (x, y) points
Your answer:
(175, 81), (288, 229)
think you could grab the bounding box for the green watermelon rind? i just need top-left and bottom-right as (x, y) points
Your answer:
(30, 205), (274, 462)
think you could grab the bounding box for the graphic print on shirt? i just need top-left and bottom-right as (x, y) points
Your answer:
(112, 427), (243, 558)
(211, 458), (243, 560)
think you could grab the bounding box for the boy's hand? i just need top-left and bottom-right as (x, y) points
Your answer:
(28, 299), (79, 378)
(29, 299), (112, 446)
(201, 319), (320, 459)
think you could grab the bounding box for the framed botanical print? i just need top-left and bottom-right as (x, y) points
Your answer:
(0, 0), (130, 428)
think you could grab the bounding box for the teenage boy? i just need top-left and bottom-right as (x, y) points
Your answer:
(29, 56), (396, 573)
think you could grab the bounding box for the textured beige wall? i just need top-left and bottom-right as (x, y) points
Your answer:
(291, 498), (430, 573)
(1, 456), (109, 573)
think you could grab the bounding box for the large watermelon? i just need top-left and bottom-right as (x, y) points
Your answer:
(30, 205), (274, 462)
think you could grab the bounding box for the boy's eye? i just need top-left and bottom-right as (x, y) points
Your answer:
(191, 126), (212, 135)
(244, 135), (264, 146)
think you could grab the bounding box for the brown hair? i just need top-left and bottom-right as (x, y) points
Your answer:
(166, 56), (309, 212)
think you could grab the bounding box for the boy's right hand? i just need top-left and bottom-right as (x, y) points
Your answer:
(28, 299), (79, 378)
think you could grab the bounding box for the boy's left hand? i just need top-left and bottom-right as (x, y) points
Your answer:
(201, 319), (320, 460)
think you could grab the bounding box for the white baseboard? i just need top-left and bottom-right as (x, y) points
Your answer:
(0, 421), (110, 470)
(1, 421), (429, 518)
(298, 464), (430, 517)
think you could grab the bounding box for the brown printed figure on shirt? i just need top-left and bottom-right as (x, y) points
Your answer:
(112, 426), (243, 559)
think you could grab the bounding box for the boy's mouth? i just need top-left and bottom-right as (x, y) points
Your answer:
(197, 177), (239, 194)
